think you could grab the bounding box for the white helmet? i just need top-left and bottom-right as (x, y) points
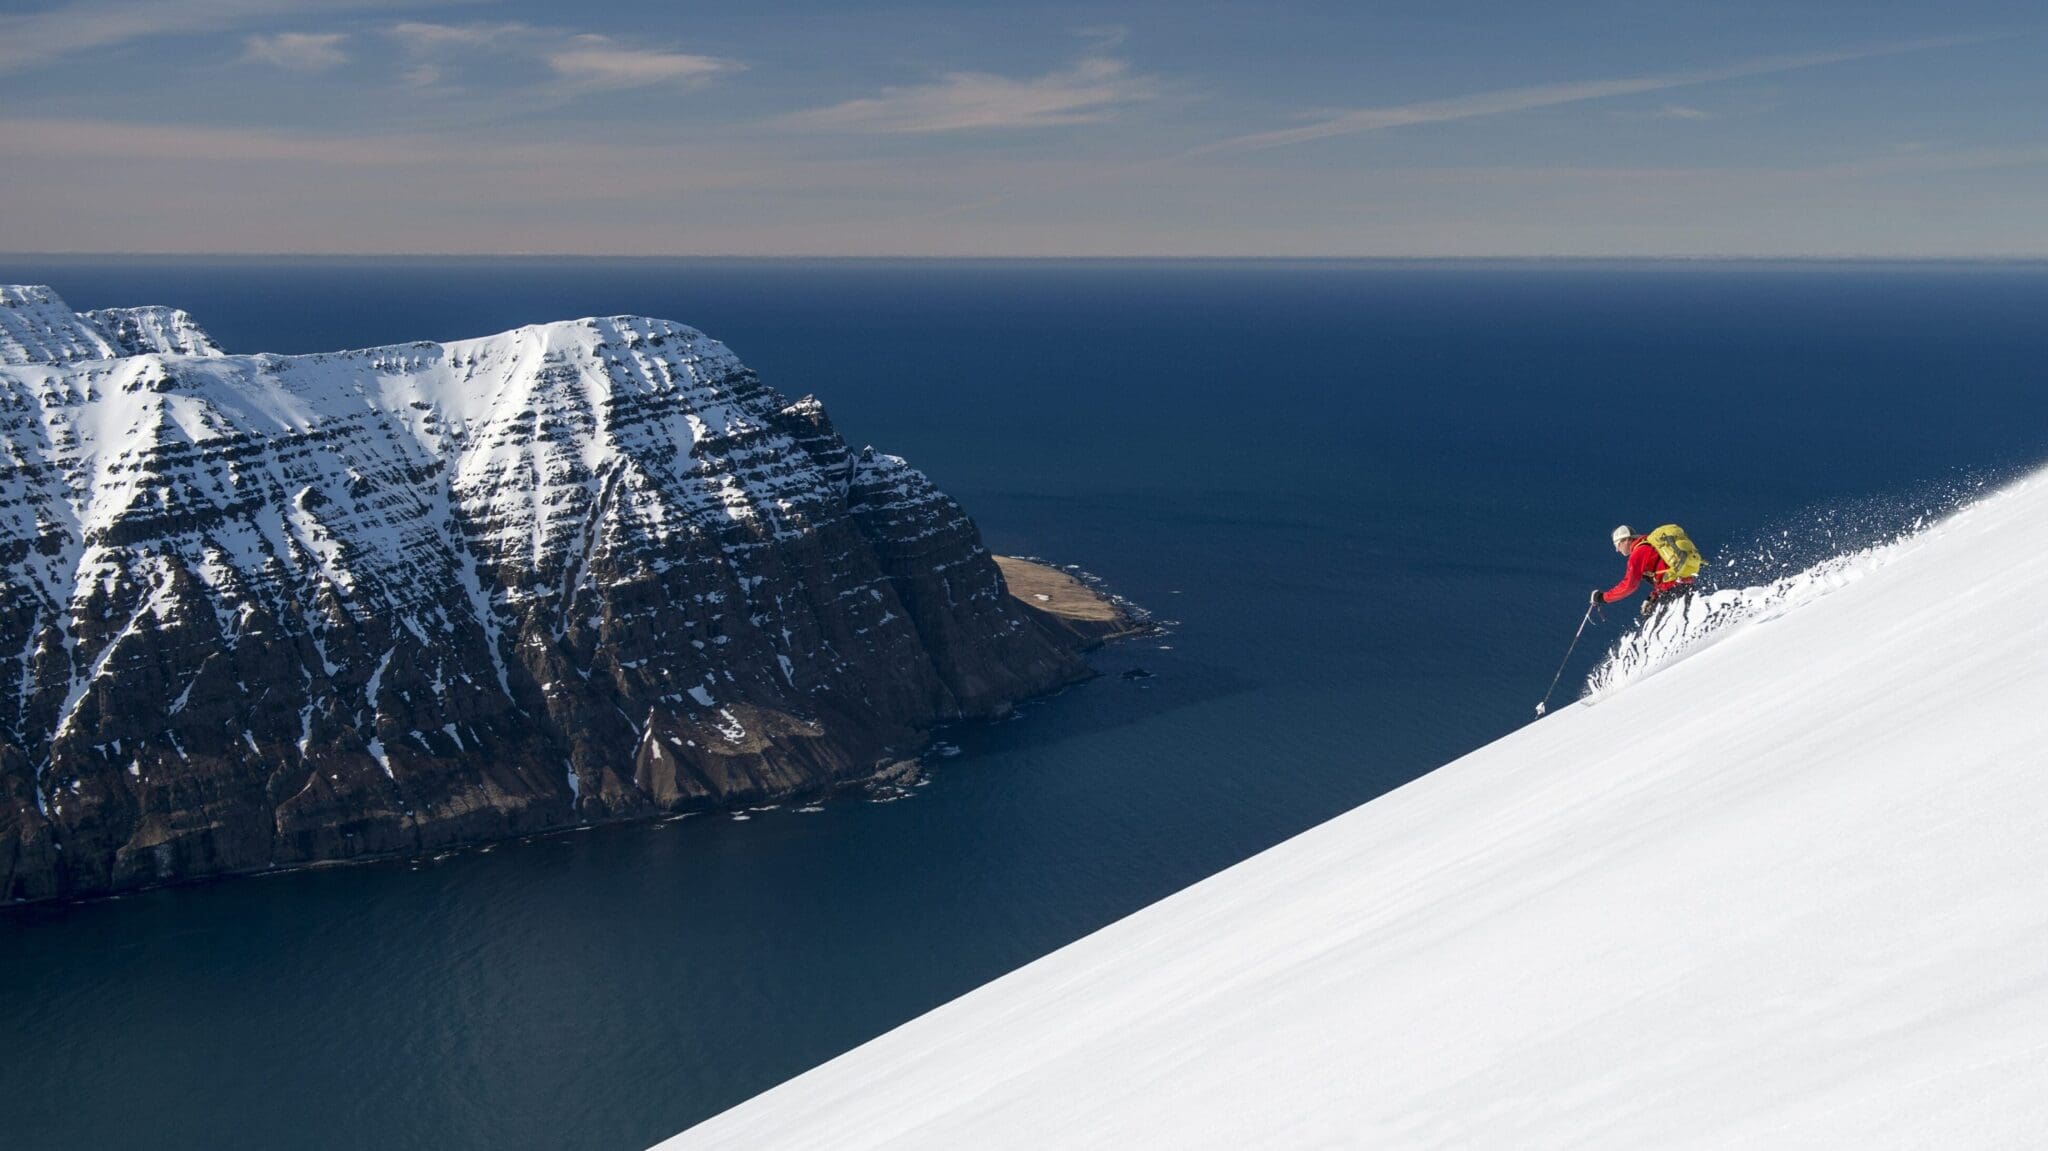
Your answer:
(1611, 524), (1633, 545)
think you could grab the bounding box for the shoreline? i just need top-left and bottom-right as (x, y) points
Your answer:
(5, 557), (1151, 912)
(993, 555), (1155, 647)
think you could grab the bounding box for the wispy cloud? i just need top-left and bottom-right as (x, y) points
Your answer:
(0, 0), (449, 74)
(0, 115), (434, 164)
(783, 55), (1153, 134)
(1198, 34), (1991, 154)
(0, 113), (955, 212)
(0, 114), (794, 185)
(1814, 140), (2048, 178)
(2, 115), (466, 167)
(385, 19), (523, 87)
(387, 19), (527, 52)
(1075, 25), (1129, 51)
(384, 20), (741, 96)
(244, 31), (350, 72)
(546, 37), (741, 91)
(5, 110), (2046, 257)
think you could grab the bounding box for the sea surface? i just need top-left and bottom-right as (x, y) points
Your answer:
(3, 259), (2044, 1150)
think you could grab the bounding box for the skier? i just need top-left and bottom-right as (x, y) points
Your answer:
(1537, 523), (1708, 716)
(1593, 524), (1703, 618)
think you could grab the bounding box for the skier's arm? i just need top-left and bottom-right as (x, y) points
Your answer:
(1601, 545), (1656, 603)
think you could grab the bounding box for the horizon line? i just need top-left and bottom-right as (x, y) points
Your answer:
(7, 251), (2048, 264)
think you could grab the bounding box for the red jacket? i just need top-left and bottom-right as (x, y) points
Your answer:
(1602, 539), (1692, 603)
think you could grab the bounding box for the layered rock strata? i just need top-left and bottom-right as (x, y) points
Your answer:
(0, 285), (1097, 903)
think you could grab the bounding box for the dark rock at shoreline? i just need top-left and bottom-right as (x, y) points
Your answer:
(0, 286), (1114, 904)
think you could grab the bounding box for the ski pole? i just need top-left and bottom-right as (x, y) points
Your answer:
(1534, 602), (1598, 717)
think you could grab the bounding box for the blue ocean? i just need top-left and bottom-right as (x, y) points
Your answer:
(3, 259), (2044, 1150)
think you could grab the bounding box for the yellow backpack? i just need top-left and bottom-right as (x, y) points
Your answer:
(1642, 523), (1705, 582)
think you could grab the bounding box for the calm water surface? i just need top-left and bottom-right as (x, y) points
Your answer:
(2, 259), (2044, 1149)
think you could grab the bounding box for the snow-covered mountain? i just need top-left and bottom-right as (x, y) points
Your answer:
(663, 467), (2048, 1149)
(0, 286), (1091, 903)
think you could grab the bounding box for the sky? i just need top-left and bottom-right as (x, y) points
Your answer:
(0, 0), (2043, 257)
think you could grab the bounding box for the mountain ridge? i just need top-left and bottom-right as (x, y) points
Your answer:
(0, 286), (1104, 903)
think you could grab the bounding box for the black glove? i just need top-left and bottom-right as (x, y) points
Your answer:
(1589, 589), (1605, 608)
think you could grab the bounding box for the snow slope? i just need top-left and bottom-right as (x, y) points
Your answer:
(663, 467), (2048, 1150)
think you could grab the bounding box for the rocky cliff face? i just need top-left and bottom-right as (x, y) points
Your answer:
(0, 285), (1092, 903)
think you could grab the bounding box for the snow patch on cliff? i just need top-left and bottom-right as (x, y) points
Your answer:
(81, 306), (225, 358)
(0, 284), (120, 364)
